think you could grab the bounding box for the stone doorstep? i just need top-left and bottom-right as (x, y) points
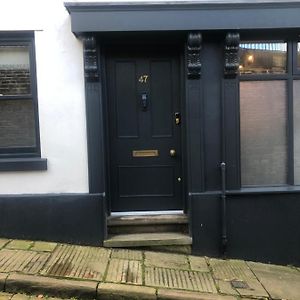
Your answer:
(104, 232), (192, 248)
(107, 214), (189, 226)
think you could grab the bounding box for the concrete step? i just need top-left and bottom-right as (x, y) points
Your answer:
(103, 232), (192, 248)
(107, 213), (188, 226)
(107, 213), (189, 234)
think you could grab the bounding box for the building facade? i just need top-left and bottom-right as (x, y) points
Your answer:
(0, 0), (300, 265)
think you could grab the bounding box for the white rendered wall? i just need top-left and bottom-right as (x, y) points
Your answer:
(0, 0), (234, 194)
(0, 0), (89, 194)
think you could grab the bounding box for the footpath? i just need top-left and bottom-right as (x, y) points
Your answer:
(0, 238), (299, 300)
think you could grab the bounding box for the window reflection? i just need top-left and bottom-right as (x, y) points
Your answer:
(297, 42), (300, 68)
(239, 42), (287, 74)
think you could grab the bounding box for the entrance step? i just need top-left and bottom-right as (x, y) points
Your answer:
(107, 213), (189, 235)
(104, 232), (192, 253)
(105, 213), (191, 254)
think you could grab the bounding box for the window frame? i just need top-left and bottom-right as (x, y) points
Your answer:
(239, 41), (288, 76)
(0, 32), (46, 171)
(238, 40), (299, 188)
(0, 33), (41, 158)
(292, 41), (300, 75)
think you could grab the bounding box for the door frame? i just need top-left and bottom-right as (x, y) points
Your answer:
(81, 30), (203, 224)
(100, 37), (188, 214)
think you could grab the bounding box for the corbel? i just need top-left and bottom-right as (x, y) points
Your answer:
(187, 32), (202, 79)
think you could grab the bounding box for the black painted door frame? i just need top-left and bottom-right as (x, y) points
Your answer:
(82, 32), (204, 219)
(105, 45), (184, 212)
(98, 38), (188, 214)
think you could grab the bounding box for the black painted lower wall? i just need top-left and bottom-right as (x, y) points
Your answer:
(0, 192), (299, 266)
(191, 193), (300, 266)
(0, 193), (105, 246)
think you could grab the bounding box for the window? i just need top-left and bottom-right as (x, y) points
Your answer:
(297, 42), (300, 69)
(239, 42), (287, 74)
(294, 80), (300, 184)
(240, 80), (288, 186)
(0, 36), (39, 156)
(0, 34), (46, 171)
(239, 41), (292, 187)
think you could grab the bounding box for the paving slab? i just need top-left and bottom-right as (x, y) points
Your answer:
(98, 282), (156, 300)
(106, 258), (143, 285)
(215, 280), (239, 296)
(40, 244), (110, 281)
(157, 289), (237, 300)
(141, 245), (191, 255)
(10, 295), (30, 300)
(5, 274), (97, 299)
(5, 241), (33, 251)
(0, 240), (9, 249)
(0, 293), (13, 300)
(30, 242), (57, 252)
(210, 258), (250, 281)
(144, 251), (189, 270)
(189, 256), (210, 272)
(111, 249), (143, 260)
(209, 259), (268, 298)
(249, 261), (300, 300)
(0, 250), (50, 274)
(18, 296), (69, 300)
(145, 266), (217, 293)
(46, 298), (72, 300)
(8, 292), (77, 300)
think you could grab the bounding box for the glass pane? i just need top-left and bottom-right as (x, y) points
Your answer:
(0, 99), (36, 147)
(240, 81), (287, 186)
(0, 46), (31, 96)
(294, 80), (300, 184)
(297, 42), (300, 69)
(239, 42), (287, 74)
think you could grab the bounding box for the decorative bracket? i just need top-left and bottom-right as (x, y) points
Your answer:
(187, 32), (202, 79)
(224, 32), (240, 78)
(83, 36), (99, 82)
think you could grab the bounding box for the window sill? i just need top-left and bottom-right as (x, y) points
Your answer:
(227, 185), (300, 195)
(0, 157), (47, 171)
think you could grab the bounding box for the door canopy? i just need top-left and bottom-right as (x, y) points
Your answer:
(65, 1), (300, 35)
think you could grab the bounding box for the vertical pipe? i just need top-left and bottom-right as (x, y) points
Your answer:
(220, 162), (227, 256)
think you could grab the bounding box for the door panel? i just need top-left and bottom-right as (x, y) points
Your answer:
(115, 61), (139, 138)
(107, 46), (182, 211)
(150, 60), (173, 137)
(118, 166), (174, 196)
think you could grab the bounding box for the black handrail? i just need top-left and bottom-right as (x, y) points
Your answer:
(220, 162), (227, 256)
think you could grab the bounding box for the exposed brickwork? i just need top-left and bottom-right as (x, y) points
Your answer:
(0, 69), (31, 95)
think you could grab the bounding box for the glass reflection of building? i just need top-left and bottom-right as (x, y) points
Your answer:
(239, 43), (287, 74)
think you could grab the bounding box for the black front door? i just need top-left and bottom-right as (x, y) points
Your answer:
(106, 46), (183, 211)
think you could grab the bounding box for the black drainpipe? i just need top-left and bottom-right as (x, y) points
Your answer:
(221, 32), (240, 256)
(220, 162), (227, 256)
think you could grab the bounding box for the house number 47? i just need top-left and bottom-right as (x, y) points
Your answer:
(138, 75), (149, 83)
